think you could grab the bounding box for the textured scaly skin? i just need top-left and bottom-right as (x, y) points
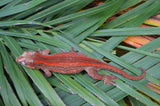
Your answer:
(16, 48), (145, 85)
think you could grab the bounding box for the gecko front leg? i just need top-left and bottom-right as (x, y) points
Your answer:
(38, 49), (50, 55)
(43, 69), (52, 77)
(85, 67), (117, 85)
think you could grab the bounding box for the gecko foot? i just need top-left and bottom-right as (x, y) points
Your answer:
(103, 75), (117, 85)
(42, 69), (52, 77)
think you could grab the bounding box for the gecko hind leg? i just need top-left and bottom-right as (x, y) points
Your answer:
(85, 67), (117, 85)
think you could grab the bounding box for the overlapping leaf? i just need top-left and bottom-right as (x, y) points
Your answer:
(0, 0), (160, 105)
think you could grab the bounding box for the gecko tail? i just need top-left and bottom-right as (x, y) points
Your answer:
(129, 67), (145, 80)
(118, 67), (145, 80)
(102, 64), (146, 80)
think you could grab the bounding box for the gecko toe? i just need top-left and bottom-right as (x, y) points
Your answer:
(104, 75), (117, 85)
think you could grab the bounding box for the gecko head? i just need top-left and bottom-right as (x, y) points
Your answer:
(16, 50), (38, 69)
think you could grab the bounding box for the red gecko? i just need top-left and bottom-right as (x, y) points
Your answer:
(16, 48), (145, 85)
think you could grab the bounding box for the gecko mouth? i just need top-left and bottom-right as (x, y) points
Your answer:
(21, 62), (26, 65)
(16, 57), (25, 65)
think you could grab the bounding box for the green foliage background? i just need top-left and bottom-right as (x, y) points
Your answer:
(0, 0), (160, 105)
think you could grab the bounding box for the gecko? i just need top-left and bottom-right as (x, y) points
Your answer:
(16, 48), (145, 85)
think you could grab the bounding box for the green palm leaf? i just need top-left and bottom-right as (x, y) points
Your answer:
(0, 0), (160, 105)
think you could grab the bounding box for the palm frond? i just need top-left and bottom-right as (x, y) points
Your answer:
(0, 0), (160, 105)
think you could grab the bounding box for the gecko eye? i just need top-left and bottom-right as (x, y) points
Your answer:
(31, 52), (36, 55)
(29, 59), (34, 63)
